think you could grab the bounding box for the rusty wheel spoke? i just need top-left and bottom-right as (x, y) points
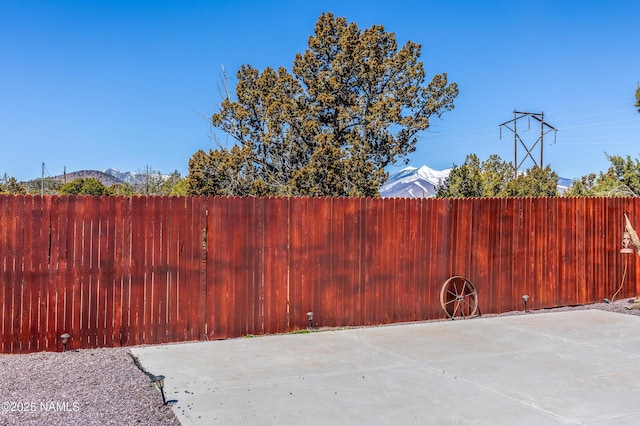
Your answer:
(461, 298), (474, 309)
(445, 289), (458, 298)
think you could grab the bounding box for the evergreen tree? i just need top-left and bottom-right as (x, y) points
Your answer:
(0, 174), (27, 194)
(565, 154), (640, 196)
(110, 182), (135, 196)
(189, 12), (458, 197)
(436, 154), (558, 198)
(436, 154), (483, 198)
(502, 165), (558, 197)
(59, 178), (112, 196)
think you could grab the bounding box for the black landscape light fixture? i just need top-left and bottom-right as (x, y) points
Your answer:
(306, 312), (314, 330)
(60, 333), (71, 352)
(522, 295), (529, 312)
(150, 375), (167, 405)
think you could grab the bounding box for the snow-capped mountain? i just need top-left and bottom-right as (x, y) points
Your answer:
(103, 168), (169, 185)
(380, 165), (574, 198)
(103, 168), (141, 184)
(556, 177), (573, 194)
(380, 165), (450, 198)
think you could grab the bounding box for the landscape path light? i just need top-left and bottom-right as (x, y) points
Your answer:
(306, 312), (314, 330)
(522, 295), (529, 312)
(150, 375), (167, 405)
(60, 333), (70, 352)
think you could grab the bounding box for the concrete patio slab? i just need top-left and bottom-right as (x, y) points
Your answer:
(130, 310), (640, 425)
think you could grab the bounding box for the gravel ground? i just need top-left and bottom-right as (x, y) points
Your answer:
(0, 347), (179, 426)
(1, 297), (639, 426)
(481, 296), (640, 319)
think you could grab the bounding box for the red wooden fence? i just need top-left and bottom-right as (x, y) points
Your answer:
(1, 195), (638, 353)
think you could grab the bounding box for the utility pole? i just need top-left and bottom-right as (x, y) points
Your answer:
(41, 162), (45, 196)
(499, 110), (557, 178)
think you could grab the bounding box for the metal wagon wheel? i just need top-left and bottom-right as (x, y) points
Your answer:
(440, 276), (478, 319)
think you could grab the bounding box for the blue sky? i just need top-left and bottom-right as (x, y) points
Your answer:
(1, 0), (639, 182)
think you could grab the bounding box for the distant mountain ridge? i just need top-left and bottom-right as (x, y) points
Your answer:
(40, 165), (571, 196)
(380, 166), (573, 198)
(53, 170), (123, 186)
(45, 168), (169, 187)
(103, 168), (163, 186)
